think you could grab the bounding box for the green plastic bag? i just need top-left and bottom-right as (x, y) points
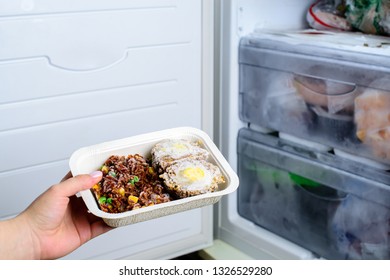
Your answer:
(345, 0), (390, 35)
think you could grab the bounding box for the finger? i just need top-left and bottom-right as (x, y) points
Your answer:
(52, 171), (102, 198)
(61, 171), (73, 182)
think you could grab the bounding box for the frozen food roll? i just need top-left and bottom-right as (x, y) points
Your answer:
(160, 159), (225, 198)
(151, 139), (209, 172)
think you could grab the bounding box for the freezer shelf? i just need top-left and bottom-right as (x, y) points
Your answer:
(237, 128), (390, 260)
(239, 31), (390, 166)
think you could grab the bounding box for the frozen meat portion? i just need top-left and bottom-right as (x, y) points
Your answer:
(355, 88), (390, 112)
(354, 88), (390, 160)
(355, 110), (390, 133)
(151, 138), (209, 172)
(152, 138), (225, 198)
(160, 158), (225, 198)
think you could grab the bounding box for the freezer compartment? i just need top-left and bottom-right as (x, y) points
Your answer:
(239, 31), (390, 165)
(237, 128), (390, 259)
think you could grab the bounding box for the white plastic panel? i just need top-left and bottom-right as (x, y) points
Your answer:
(2, 104), (183, 172)
(0, 2), (194, 102)
(0, 0), (212, 259)
(0, 0), (177, 16)
(63, 208), (208, 260)
(236, 0), (311, 35)
(0, 161), (68, 218)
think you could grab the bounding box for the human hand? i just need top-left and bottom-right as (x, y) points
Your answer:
(0, 171), (112, 259)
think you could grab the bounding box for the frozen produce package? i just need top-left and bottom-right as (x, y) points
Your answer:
(69, 127), (239, 227)
(345, 0), (390, 36)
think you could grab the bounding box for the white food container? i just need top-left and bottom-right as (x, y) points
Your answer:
(69, 127), (239, 227)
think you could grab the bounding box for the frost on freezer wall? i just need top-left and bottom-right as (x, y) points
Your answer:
(236, 0), (312, 35)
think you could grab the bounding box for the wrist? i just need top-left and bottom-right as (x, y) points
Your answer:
(0, 215), (40, 259)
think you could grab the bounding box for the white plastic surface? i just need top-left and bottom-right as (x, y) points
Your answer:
(279, 132), (331, 152)
(251, 29), (390, 55)
(334, 149), (390, 170)
(69, 127), (239, 227)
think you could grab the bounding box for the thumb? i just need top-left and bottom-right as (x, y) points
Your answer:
(53, 171), (102, 198)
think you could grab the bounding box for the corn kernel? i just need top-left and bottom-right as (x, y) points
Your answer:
(101, 165), (109, 173)
(118, 187), (125, 196)
(128, 195), (139, 203)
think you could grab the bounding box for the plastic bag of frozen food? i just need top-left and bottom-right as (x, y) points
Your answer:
(354, 87), (390, 160)
(307, 0), (352, 31)
(330, 195), (390, 259)
(345, 0), (390, 36)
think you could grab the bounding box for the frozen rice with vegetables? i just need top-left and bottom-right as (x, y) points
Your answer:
(92, 154), (171, 213)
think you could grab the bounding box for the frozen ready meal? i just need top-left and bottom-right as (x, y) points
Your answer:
(69, 127), (238, 226)
(92, 139), (226, 213)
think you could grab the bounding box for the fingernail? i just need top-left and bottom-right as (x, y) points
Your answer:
(89, 170), (102, 179)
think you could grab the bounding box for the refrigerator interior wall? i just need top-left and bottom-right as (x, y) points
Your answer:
(216, 0), (316, 259)
(0, 0), (214, 259)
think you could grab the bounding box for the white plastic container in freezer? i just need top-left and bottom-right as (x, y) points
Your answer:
(69, 127), (239, 227)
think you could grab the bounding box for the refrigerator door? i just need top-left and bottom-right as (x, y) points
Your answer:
(0, 0), (214, 259)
